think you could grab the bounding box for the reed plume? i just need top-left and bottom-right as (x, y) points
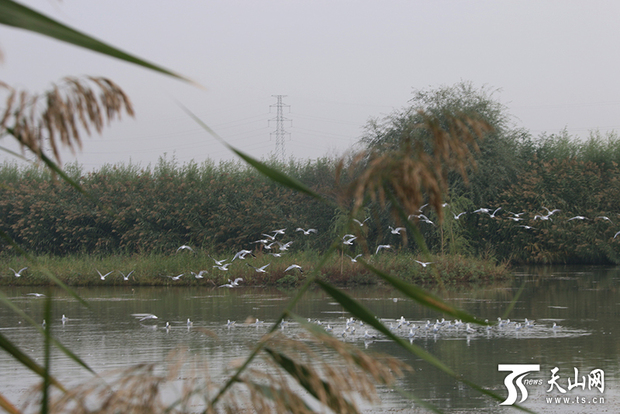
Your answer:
(1, 76), (134, 164)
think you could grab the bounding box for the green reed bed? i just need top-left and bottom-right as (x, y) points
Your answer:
(0, 251), (511, 287)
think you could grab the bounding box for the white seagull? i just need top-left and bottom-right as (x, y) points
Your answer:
(353, 218), (370, 226)
(375, 244), (392, 254)
(285, 264), (303, 273)
(296, 228), (318, 235)
(209, 255), (228, 266)
(414, 260), (433, 267)
(132, 313), (158, 322)
(166, 273), (184, 281)
(345, 254), (362, 263)
(213, 263), (232, 271)
(453, 212), (467, 220)
(568, 215), (588, 221)
(176, 245), (193, 253)
(97, 269), (113, 280)
(120, 270), (134, 281)
(26, 292), (45, 297)
(191, 270), (208, 279)
(247, 263), (270, 273)
(232, 249), (253, 261)
(9, 267), (27, 277)
(342, 235), (357, 245)
(389, 226), (406, 235)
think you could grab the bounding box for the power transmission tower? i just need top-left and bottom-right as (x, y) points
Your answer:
(269, 95), (291, 161)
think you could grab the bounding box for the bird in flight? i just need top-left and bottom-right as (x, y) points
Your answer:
(296, 227), (318, 235)
(414, 260), (433, 267)
(389, 226), (406, 235)
(568, 216), (588, 221)
(232, 249), (253, 261)
(213, 263), (232, 271)
(97, 269), (113, 280)
(166, 273), (184, 281)
(345, 254), (362, 263)
(120, 270), (134, 281)
(285, 264), (303, 273)
(209, 255), (228, 266)
(453, 212), (467, 220)
(26, 292), (45, 297)
(176, 245), (193, 253)
(9, 267), (27, 277)
(247, 263), (270, 273)
(132, 313), (158, 322)
(353, 218), (370, 226)
(191, 270), (208, 279)
(375, 244), (392, 254)
(342, 234), (357, 245)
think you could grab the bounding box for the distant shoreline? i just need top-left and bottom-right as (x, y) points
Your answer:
(0, 252), (511, 287)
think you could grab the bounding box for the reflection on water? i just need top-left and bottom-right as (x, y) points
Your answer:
(0, 265), (618, 412)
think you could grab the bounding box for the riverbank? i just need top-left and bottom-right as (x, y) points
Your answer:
(0, 252), (510, 287)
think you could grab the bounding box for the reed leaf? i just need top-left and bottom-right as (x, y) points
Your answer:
(0, 332), (66, 393)
(0, 290), (95, 375)
(314, 279), (534, 413)
(358, 260), (486, 325)
(238, 379), (314, 414)
(264, 347), (359, 414)
(182, 104), (329, 203)
(0, 0), (197, 86)
(0, 393), (19, 414)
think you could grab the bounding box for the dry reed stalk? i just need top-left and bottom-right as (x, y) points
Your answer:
(20, 328), (408, 414)
(1, 76), (134, 164)
(338, 110), (491, 225)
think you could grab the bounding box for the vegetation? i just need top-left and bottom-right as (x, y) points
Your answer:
(4, 125), (620, 266)
(0, 2), (520, 414)
(0, 250), (510, 287)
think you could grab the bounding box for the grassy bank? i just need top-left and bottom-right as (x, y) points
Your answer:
(0, 252), (510, 287)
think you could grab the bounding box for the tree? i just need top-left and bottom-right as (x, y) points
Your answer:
(361, 81), (531, 206)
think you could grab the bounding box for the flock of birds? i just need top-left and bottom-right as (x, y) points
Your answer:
(52, 311), (563, 347)
(410, 203), (620, 238)
(10, 202), (618, 290)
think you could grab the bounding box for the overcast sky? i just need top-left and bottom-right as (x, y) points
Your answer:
(1, 1), (620, 171)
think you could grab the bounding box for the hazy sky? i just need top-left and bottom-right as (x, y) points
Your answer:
(2, 1), (620, 170)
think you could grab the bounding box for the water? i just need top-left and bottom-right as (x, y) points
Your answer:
(0, 265), (618, 413)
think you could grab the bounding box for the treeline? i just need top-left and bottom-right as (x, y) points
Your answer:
(0, 157), (338, 256)
(3, 81), (620, 264)
(2, 129), (620, 265)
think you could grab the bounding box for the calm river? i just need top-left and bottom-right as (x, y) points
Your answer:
(1, 265), (618, 413)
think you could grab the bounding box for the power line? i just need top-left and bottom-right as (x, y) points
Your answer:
(269, 95), (291, 161)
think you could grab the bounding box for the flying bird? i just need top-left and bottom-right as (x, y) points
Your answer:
(353, 218), (370, 226)
(209, 255), (228, 266)
(414, 260), (433, 267)
(247, 263), (270, 273)
(9, 267), (27, 277)
(213, 263), (232, 271)
(191, 270), (208, 279)
(132, 313), (158, 322)
(285, 264), (303, 273)
(568, 216), (588, 221)
(296, 228), (318, 235)
(120, 270), (134, 281)
(166, 273), (184, 281)
(97, 269), (113, 280)
(375, 244), (392, 254)
(176, 245), (193, 253)
(345, 254), (362, 263)
(389, 226), (406, 235)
